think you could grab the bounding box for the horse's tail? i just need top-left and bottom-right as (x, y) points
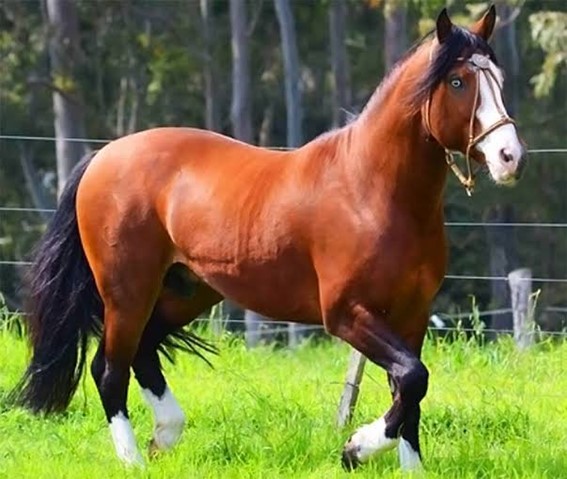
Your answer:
(10, 151), (103, 414)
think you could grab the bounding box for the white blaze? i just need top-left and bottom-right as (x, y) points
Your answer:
(474, 59), (523, 184)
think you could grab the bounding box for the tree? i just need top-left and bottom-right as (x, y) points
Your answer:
(329, 0), (352, 127)
(0, 1), (566, 333)
(383, 0), (408, 70)
(529, 10), (567, 98)
(481, 1), (522, 335)
(45, 0), (88, 197)
(229, 0), (253, 142)
(494, 0), (520, 115)
(484, 205), (517, 335)
(227, 0), (261, 338)
(274, 0), (303, 147)
(200, 0), (220, 132)
(274, 0), (305, 345)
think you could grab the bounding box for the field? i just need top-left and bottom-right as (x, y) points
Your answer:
(0, 328), (566, 479)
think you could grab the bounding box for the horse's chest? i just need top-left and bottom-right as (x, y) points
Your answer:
(360, 230), (446, 310)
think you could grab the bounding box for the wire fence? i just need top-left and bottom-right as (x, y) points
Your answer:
(1, 258), (566, 285)
(3, 205), (567, 229)
(2, 135), (567, 339)
(2, 133), (567, 153)
(2, 311), (567, 340)
(193, 314), (567, 338)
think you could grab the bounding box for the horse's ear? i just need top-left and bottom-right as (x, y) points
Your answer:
(436, 8), (453, 44)
(470, 5), (497, 41)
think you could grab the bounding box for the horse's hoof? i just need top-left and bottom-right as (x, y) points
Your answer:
(148, 439), (160, 460)
(341, 444), (361, 471)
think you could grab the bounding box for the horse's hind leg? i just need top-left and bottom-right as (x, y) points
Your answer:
(87, 245), (169, 465)
(132, 265), (222, 456)
(91, 299), (158, 466)
(133, 334), (183, 457)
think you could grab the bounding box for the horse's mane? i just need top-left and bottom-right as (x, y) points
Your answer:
(361, 24), (497, 118)
(412, 25), (497, 104)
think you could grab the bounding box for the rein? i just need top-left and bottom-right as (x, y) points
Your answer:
(423, 53), (515, 196)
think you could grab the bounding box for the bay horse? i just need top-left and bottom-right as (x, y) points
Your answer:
(12, 6), (525, 472)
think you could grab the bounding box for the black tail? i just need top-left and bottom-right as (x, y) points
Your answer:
(10, 152), (103, 414)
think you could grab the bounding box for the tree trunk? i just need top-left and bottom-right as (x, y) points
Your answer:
(383, 0), (407, 70)
(485, 205), (518, 337)
(486, 3), (521, 336)
(200, 0), (220, 131)
(274, 0), (303, 148)
(229, 0), (253, 142)
(258, 104), (274, 147)
(19, 144), (54, 222)
(329, 0), (352, 127)
(228, 0), (258, 337)
(274, 0), (306, 346)
(494, 1), (520, 116)
(45, 0), (88, 197)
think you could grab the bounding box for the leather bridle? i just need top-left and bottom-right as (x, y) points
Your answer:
(423, 53), (516, 196)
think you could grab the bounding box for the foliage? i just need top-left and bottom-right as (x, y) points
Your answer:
(0, 0), (566, 319)
(529, 11), (567, 97)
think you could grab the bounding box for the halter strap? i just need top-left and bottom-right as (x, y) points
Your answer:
(422, 52), (516, 196)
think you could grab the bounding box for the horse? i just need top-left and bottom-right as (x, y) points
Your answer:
(12, 5), (525, 472)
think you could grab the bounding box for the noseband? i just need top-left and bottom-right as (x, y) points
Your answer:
(423, 53), (515, 196)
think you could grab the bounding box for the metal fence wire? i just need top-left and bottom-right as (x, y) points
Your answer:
(1, 135), (567, 336)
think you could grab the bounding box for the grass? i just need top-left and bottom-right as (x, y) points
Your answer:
(0, 328), (566, 479)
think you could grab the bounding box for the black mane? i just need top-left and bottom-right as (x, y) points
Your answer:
(359, 22), (498, 121)
(413, 24), (498, 104)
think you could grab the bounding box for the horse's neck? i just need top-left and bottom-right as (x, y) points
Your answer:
(342, 91), (448, 220)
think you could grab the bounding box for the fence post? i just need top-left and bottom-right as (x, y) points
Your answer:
(508, 268), (535, 349)
(336, 349), (367, 428)
(288, 323), (299, 348)
(210, 302), (224, 337)
(244, 310), (264, 347)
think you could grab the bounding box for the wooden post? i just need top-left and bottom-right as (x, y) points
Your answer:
(508, 268), (535, 349)
(288, 323), (299, 349)
(211, 302), (224, 337)
(336, 350), (367, 428)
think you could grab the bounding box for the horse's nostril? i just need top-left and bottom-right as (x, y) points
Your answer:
(500, 149), (513, 163)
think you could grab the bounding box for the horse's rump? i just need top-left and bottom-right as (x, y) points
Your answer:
(77, 127), (322, 321)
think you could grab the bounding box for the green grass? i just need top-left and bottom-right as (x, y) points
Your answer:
(0, 330), (566, 479)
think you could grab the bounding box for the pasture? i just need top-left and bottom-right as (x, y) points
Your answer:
(0, 327), (566, 478)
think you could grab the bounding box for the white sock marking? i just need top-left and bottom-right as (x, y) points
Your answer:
(398, 437), (423, 471)
(142, 386), (185, 450)
(345, 416), (399, 463)
(109, 411), (144, 466)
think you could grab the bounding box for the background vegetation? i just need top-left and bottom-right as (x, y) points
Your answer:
(0, 0), (566, 332)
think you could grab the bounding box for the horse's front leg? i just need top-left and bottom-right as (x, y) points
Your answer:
(388, 323), (429, 472)
(327, 304), (428, 471)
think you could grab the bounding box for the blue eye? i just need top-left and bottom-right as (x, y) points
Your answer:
(450, 77), (463, 89)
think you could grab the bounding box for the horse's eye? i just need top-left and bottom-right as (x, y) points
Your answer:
(450, 77), (463, 89)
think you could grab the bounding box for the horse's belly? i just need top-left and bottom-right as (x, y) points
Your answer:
(183, 248), (322, 323)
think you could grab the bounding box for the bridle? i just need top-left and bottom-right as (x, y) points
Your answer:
(423, 52), (516, 196)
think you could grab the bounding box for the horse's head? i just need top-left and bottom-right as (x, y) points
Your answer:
(422, 6), (526, 192)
